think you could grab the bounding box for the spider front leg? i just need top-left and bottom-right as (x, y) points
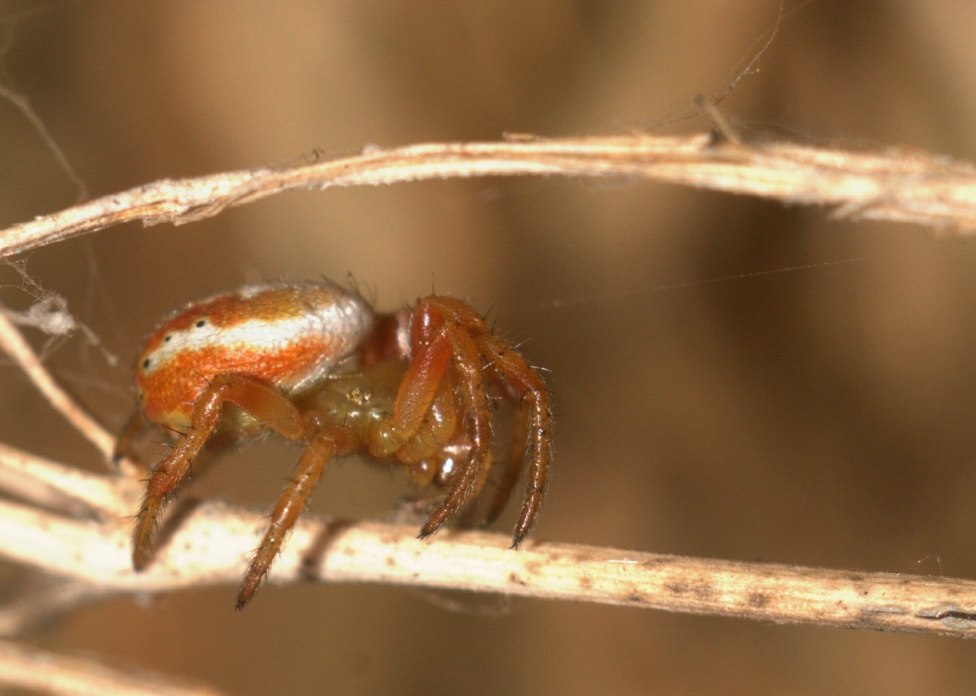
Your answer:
(476, 332), (553, 546)
(383, 296), (548, 543)
(417, 297), (553, 546)
(418, 313), (495, 536)
(132, 374), (305, 571)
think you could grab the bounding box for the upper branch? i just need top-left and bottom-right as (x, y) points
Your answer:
(3, 134), (976, 257)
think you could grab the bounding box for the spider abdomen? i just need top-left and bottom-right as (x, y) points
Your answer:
(135, 283), (374, 430)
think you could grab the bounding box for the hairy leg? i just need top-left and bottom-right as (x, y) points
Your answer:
(477, 333), (552, 546)
(237, 422), (356, 609)
(133, 374), (305, 570)
(418, 318), (492, 538)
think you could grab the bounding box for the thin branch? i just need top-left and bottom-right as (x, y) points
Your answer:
(0, 441), (974, 638)
(0, 442), (134, 518)
(0, 310), (115, 461)
(0, 639), (225, 696)
(3, 133), (976, 258)
(0, 469), (974, 638)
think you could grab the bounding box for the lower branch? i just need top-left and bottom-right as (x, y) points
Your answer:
(1, 470), (975, 637)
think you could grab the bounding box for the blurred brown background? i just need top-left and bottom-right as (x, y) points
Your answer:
(3, 1), (976, 694)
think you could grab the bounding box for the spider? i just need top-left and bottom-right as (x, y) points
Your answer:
(115, 281), (552, 608)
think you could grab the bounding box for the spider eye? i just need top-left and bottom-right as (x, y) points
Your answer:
(142, 358), (151, 369)
(195, 319), (207, 328)
(164, 334), (172, 342)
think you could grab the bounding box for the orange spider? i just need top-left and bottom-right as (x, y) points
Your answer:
(115, 281), (552, 608)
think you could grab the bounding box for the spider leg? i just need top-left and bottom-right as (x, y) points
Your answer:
(379, 295), (548, 543)
(368, 333), (452, 459)
(391, 369), (459, 475)
(477, 333), (552, 547)
(392, 333), (451, 436)
(236, 422), (356, 609)
(482, 399), (528, 527)
(132, 374), (305, 571)
(418, 318), (492, 539)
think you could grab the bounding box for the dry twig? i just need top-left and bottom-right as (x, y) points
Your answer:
(0, 310), (115, 461)
(1, 440), (976, 637)
(2, 133), (976, 259)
